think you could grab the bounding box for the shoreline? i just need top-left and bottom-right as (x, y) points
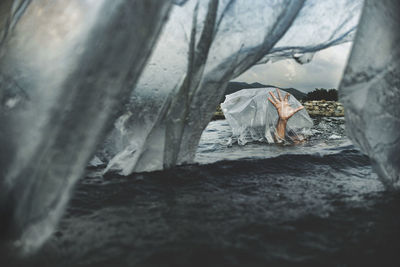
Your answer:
(212, 100), (344, 120)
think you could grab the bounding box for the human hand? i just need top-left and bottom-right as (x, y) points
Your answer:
(267, 88), (304, 121)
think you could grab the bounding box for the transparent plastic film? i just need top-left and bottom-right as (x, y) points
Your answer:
(221, 88), (313, 145)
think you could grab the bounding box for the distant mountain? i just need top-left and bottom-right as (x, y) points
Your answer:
(224, 82), (306, 101)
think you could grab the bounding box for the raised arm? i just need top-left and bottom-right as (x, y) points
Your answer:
(267, 88), (304, 142)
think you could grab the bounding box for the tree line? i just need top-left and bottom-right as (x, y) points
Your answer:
(303, 88), (338, 101)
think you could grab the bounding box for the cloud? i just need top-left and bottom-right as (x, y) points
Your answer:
(234, 42), (353, 92)
(284, 60), (296, 81)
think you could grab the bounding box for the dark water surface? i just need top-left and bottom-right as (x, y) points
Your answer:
(4, 118), (400, 266)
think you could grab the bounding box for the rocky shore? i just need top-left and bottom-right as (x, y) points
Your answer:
(213, 105), (225, 120)
(212, 100), (344, 120)
(301, 100), (344, 117)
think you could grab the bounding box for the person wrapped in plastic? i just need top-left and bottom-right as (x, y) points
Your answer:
(221, 88), (312, 145)
(267, 88), (305, 143)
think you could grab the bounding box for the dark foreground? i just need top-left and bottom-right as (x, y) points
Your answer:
(1, 118), (400, 266)
(3, 150), (400, 267)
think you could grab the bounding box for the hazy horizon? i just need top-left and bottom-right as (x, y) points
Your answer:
(234, 42), (353, 93)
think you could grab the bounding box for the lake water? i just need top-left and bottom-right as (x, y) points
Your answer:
(5, 118), (400, 267)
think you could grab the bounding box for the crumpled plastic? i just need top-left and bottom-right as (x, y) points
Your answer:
(221, 88), (313, 145)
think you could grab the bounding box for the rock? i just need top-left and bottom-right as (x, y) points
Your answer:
(302, 101), (344, 117)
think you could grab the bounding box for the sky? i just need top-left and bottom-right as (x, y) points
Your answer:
(234, 42), (353, 93)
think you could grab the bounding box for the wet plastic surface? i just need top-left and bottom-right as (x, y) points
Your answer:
(221, 88), (313, 145)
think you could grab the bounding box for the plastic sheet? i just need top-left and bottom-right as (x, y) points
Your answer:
(0, 0), (171, 253)
(340, 0), (400, 189)
(221, 88), (313, 145)
(102, 0), (362, 175)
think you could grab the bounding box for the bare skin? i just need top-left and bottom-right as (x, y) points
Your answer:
(267, 88), (304, 142)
